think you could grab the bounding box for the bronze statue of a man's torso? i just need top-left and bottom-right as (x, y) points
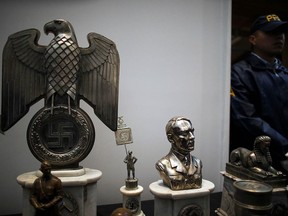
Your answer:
(156, 150), (202, 190)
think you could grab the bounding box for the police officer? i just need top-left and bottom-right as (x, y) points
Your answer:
(230, 14), (288, 174)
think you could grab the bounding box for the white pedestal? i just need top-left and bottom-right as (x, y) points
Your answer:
(17, 168), (102, 216)
(120, 185), (145, 216)
(149, 179), (215, 216)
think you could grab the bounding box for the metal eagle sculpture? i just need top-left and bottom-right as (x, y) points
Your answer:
(1, 19), (119, 132)
(1, 19), (120, 167)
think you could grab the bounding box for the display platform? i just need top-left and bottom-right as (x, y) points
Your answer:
(149, 179), (215, 216)
(120, 185), (145, 216)
(219, 171), (288, 216)
(226, 163), (287, 188)
(17, 168), (102, 216)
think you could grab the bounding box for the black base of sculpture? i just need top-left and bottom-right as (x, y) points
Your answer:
(125, 178), (138, 189)
(226, 163), (287, 188)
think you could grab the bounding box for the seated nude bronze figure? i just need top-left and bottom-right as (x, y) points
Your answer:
(156, 116), (202, 190)
(230, 135), (283, 177)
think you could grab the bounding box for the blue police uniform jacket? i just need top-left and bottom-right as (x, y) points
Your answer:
(230, 53), (288, 167)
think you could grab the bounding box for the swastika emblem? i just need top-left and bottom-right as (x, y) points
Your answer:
(27, 106), (95, 167)
(43, 120), (79, 153)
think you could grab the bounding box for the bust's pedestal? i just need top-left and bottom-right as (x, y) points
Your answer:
(120, 178), (145, 216)
(149, 179), (215, 216)
(17, 168), (102, 216)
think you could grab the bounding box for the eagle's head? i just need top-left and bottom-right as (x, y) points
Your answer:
(44, 19), (77, 42)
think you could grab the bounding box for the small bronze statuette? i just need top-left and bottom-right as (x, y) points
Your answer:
(124, 150), (137, 179)
(124, 151), (138, 189)
(156, 116), (202, 190)
(1, 19), (120, 168)
(30, 161), (63, 216)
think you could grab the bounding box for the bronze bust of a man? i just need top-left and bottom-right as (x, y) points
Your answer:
(156, 116), (202, 190)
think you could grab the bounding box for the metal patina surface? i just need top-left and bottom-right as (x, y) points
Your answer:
(156, 116), (202, 190)
(233, 180), (273, 215)
(1, 19), (120, 168)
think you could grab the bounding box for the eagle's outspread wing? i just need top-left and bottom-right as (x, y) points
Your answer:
(78, 33), (120, 131)
(1, 29), (46, 132)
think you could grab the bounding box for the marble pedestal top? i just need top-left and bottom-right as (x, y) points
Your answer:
(17, 167), (102, 187)
(149, 179), (215, 199)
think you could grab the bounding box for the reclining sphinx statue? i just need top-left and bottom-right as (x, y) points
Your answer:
(230, 135), (283, 177)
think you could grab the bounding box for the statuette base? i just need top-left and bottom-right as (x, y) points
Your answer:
(126, 178), (138, 189)
(120, 185), (145, 216)
(226, 163), (287, 188)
